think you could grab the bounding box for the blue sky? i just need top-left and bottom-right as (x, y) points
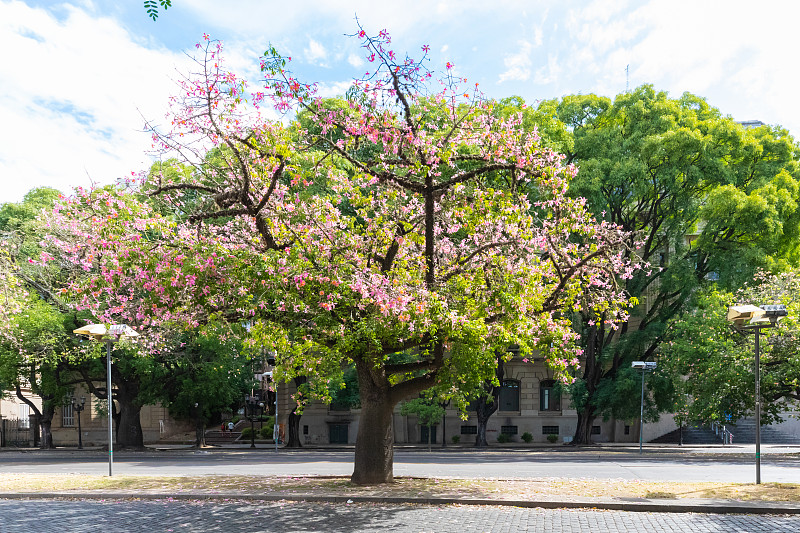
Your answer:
(2, 0), (799, 204)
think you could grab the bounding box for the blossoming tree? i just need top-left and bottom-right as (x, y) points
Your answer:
(45, 31), (638, 484)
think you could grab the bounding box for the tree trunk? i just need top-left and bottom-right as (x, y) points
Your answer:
(352, 394), (395, 484)
(474, 394), (497, 447)
(112, 363), (144, 449)
(285, 376), (306, 448)
(474, 358), (503, 447)
(351, 360), (395, 485)
(286, 409), (303, 448)
(572, 406), (596, 445)
(39, 397), (56, 449)
(194, 419), (205, 447)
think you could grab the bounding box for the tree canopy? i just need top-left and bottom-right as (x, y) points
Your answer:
(503, 86), (800, 442)
(40, 31), (638, 483)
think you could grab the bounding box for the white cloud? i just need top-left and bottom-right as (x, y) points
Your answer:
(304, 38), (327, 65)
(498, 40), (533, 83)
(315, 81), (354, 98)
(0, 1), (190, 204)
(348, 53), (364, 68)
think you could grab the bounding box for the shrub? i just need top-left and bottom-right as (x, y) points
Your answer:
(259, 420), (275, 439)
(546, 434), (558, 443)
(451, 435), (460, 444)
(521, 432), (533, 443)
(240, 427), (254, 439)
(497, 433), (511, 443)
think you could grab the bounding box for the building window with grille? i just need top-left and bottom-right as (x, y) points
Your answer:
(539, 380), (561, 411)
(499, 379), (520, 412)
(18, 404), (30, 429)
(500, 425), (518, 435)
(62, 398), (75, 427)
(542, 425), (559, 435)
(460, 425), (478, 435)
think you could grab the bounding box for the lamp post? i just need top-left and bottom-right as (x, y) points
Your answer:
(244, 394), (265, 449)
(71, 396), (86, 449)
(726, 304), (787, 484)
(632, 361), (657, 455)
(73, 323), (139, 476)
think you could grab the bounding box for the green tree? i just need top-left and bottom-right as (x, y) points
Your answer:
(662, 273), (800, 425)
(400, 396), (445, 452)
(43, 34), (636, 485)
(525, 86), (800, 443)
(152, 330), (252, 447)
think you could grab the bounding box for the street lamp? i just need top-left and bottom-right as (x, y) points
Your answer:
(71, 396), (86, 449)
(73, 323), (139, 476)
(632, 361), (657, 455)
(244, 394), (265, 449)
(727, 303), (788, 484)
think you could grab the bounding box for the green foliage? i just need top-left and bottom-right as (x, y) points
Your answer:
(520, 85), (800, 437)
(240, 427), (254, 439)
(661, 273), (800, 424)
(521, 432), (533, 443)
(259, 419), (275, 439)
(497, 433), (511, 443)
(451, 435), (460, 444)
(400, 397), (445, 427)
(152, 328), (253, 425)
(144, 0), (171, 20)
(546, 434), (558, 443)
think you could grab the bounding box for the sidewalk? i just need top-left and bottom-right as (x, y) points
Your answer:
(2, 487), (799, 515)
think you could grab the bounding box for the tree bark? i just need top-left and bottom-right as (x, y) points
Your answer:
(286, 409), (303, 448)
(285, 376), (306, 448)
(474, 395), (498, 447)
(38, 396), (56, 449)
(351, 360), (395, 485)
(474, 356), (503, 447)
(113, 372), (144, 449)
(573, 406), (596, 445)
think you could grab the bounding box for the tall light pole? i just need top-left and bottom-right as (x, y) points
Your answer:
(71, 396), (86, 449)
(727, 304), (787, 484)
(73, 323), (139, 477)
(632, 361), (657, 454)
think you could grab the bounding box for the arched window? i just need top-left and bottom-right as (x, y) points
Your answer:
(499, 379), (520, 411)
(539, 380), (561, 411)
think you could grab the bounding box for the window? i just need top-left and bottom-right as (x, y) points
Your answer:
(500, 425), (518, 435)
(499, 379), (520, 411)
(539, 380), (561, 411)
(460, 425), (478, 435)
(592, 425), (601, 435)
(18, 404), (30, 429)
(624, 425), (630, 435)
(62, 399), (75, 428)
(542, 425), (559, 435)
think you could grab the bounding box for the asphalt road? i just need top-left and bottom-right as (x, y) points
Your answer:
(2, 448), (800, 483)
(2, 498), (799, 533)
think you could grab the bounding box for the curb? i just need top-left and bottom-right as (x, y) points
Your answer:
(2, 492), (799, 515)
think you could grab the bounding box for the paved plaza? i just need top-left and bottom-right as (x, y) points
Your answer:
(1, 498), (799, 533)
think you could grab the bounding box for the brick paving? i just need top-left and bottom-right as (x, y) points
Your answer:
(1, 499), (799, 532)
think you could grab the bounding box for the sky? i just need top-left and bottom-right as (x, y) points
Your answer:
(2, 0), (799, 204)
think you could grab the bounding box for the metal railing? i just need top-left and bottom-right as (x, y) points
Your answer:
(0, 418), (33, 448)
(711, 421), (734, 445)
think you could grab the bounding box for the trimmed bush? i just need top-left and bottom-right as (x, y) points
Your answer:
(497, 433), (511, 443)
(451, 435), (460, 444)
(546, 434), (558, 443)
(259, 420), (275, 439)
(521, 432), (533, 443)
